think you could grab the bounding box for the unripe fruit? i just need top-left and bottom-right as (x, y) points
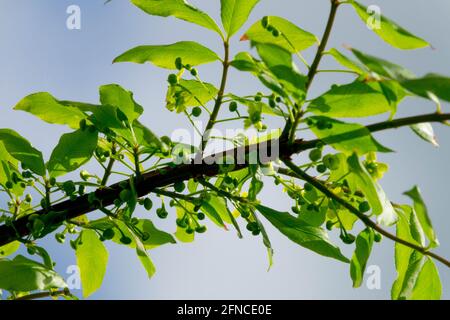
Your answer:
(229, 101), (238, 112)
(252, 229), (261, 236)
(167, 74), (178, 85)
(197, 212), (205, 220)
(374, 232), (383, 243)
(186, 228), (194, 234)
(103, 228), (115, 240)
(174, 181), (185, 193)
(317, 164), (327, 173)
(309, 149), (322, 162)
(267, 25), (274, 32)
(190, 68), (198, 76)
(144, 198), (153, 211)
(192, 106), (202, 117)
(340, 233), (356, 244)
(272, 29), (280, 37)
(269, 98), (276, 108)
(323, 154), (340, 171)
(27, 246), (36, 255)
(359, 201), (371, 213)
(254, 93), (262, 102)
(49, 177), (56, 186)
(113, 199), (122, 207)
(120, 236), (132, 245)
(304, 183), (313, 192)
(176, 218), (187, 228)
(141, 232), (150, 241)
(175, 57), (183, 70)
(261, 16), (270, 29)
(291, 206), (300, 214)
(119, 189), (132, 202)
(156, 207), (168, 219)
(326, 220), (335, 231)
(195, 225), (207, 233)
(5, 181), (13, 189)
(80, 170), (90, 181)
(25, 194), (32, 203)
(55, 233), (65, 244)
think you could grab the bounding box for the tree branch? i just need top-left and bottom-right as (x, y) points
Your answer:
(0, 112), (449, 247)
(282, 159), (450, 268)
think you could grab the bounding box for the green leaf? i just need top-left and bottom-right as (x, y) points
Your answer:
(99, 84), (143, 122)
(243, 16), (318, 53)
(114, 41), (220, 70)
(76, 230), (109, 298)
(130, 0), (222, 35)
(0, 255), (66, 292)
(400, 74), (450, 102)
(14, 92), (87, 129)
(129, 227), (156, 279)
(350, 48), (415, 81)
(0, 241), (20, 258)
(350, 228), (374, 288)
(350, 1), (429, 50)
(230, 52), (260, 73)
(166, 79), (218, 113)
(408, 258), (442, 300)
(89, 105), (135, 144)
(133, 120), (162, 151)
(0, 129), (46, 176)
(47, 129), (98, 177)
(220, 0), (260, 37)
(326, 48), (367, 75)
(347, 153), (397, 226)
(307, 80), (401, 118)
(308, 116), (392, 155)
(256, 44), (307, 101)
(404, 186), (439, 248)
(256, 205), (349, 263)
(411, 123), (439, 147)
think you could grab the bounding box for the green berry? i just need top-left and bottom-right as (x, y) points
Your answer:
(326, 220), (335, 231)
(186, 228), (194, 234)
(5, 181), (13, 189)
(272, 29), (280, 37)
(79, 119), (87, 131)
(176, 218), (187, 228)
(254, 94), (262, 102)
(175, 57), (183, 70)
(317, 164), (327, 173)
(113, 199), (122, 207)
(304, 183), (313, 192)
(120, 236), (132, 245)
(141, 232), (150, 241)
(261, 16), (270, 29)
(252, 229), (261, 236)
(323, 154), (340, 171)
(195, 225), (207, 233)
(291, 206), (300, 214)
(167, 74), (178, 85)
(309, 149), (322, 162)
(49, 177), (56, 186)
(190, 68), (198, 76)
(119, 189), (132, 202)
(374, 232), (383, 243)
(174, 181), (185, 193)
(80, 170), (90, 181)
(340, 233), (356, 245)
(144, 198), (153, 211)
(25, 194), (33, 203)
(103, 228), (115, 240)
(267, 25), (274, 32)
(197, 212), (205, 220)
(192, 106), (202, 117)
(229, 101), (238, 112)
(359, 201), (371, 213)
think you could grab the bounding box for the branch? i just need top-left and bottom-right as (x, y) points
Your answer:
(199, 41), (230, 154)
(282, 159), (450, 268)
(283, 0), (341, 141)
(0, 112), (449, 247)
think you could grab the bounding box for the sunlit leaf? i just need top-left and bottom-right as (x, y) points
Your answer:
(221, 0), (260, 37)
(350, 228), (374, 288)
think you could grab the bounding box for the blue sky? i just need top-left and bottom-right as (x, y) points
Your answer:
(0, 0), (449, 299)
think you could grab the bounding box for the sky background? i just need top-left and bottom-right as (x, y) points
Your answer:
(0, 0), (449, 299)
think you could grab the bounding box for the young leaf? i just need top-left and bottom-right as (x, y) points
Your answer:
(166, 79), (218, 113)
(308, 116), (393, 155)
(14, 92), (87, 129)
(243, 16), (318, 53)
(404, 186), (439, 248)
(350, 48), (415, 81)
(76, 230), (109, 298)
(114, 41), (220, 69)
(256, 205), (349, 263)
(350, 228), (374, 288)
(99, 84), (143, 122)
(326, 48), (367, 75)
(307, 80), (402, 118)
(130, 0), (222, 35)
(221, 0), (260, 37)
(0, 129), (46, 176)
(347, 153), (397, 226)
(129, 227), (156, 279)
(47, 129), (98, 177)
(350, 1), (429, 50)
(0, 255), (66, 292)
(0, 241), (20, 258)
(400, 74), (450, 102)
(410, 123), (439, 147)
